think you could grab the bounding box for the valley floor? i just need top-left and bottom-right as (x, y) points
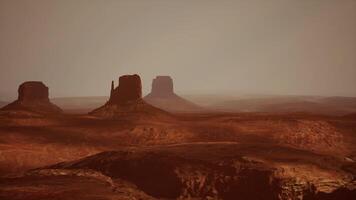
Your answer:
(0, 112), (356, 199)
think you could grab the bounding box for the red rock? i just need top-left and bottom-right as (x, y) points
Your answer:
(18, 81), (50, 102)
(91, 74), (168, 119)
(144, 76), (203, 113)
(1, 81), (62, 114)
(109, 74), (142, 104)
(150, 76), (174, 97)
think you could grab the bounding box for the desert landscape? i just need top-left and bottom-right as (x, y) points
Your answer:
(0, 75), (356, 200)
(1, 1), (356, 199)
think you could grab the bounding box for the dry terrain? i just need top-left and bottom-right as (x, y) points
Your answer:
(0, 110), (356, 199)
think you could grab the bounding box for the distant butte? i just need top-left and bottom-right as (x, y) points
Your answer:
(1, 81), (62, 114)
(144, 76), (203, 113)
(150, 76), (174, 97)
(90, 74), (168, 119)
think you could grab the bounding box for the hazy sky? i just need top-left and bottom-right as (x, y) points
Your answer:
(0, 0), (355, 100)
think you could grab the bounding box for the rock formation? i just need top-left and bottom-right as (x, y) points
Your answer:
(150, 76), (174, 97)
(1, 81), (62, 114)
(144, 76), (203, 113)
(38, 147), (356, 200)
(108, 74), (142, 104)
(90, 74), (167, 119)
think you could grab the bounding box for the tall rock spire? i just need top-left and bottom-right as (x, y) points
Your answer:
(110, 80), (114, 98)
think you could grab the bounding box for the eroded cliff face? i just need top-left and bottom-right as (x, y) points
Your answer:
(109, 74), (142, 104)
(18, 82), (50, 102)
(1, 81), (62, 114)
(38, 148), (356, 200)
(0, 169), (156, 200)
(90, 74), (168, 119)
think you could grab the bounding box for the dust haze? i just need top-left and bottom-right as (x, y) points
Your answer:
(1, 1), (356, 200)
(0, 0), (356, 100)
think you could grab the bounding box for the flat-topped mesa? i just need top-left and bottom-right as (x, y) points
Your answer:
(18, 81), (50, 102)
(108, 74), (142, 105)
(150, 76), (174, 97)
(1, 81), (62, 114)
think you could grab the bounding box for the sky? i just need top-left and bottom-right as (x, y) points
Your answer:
(0, 0), (355, 101)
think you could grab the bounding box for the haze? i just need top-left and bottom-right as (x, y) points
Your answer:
(0, 0), (355, 101)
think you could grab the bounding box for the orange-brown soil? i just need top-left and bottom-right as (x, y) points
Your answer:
(0, 111), (356, 199)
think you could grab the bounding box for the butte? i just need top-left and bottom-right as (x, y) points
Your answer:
(90, 74), (168, 120)
(1, 81), (62, 115)
(144, 76), (202, 113)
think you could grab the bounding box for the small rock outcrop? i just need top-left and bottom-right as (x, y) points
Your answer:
(1, 81), (62, 114)
(144, 76), (203, 113)
(90, 74), (167, 119)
